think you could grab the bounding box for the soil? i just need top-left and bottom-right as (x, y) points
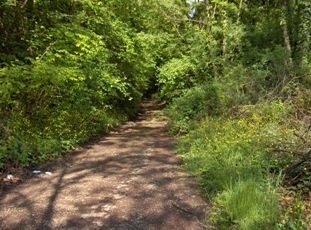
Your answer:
(0, 100), (210, 230)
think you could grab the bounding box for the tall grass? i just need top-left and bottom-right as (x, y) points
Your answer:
(213, 178), (279, 229)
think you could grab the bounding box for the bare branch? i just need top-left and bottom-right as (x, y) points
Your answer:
(20, 0), (28, 9)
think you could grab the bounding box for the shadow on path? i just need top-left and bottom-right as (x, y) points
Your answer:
(0, 100), (210, 230)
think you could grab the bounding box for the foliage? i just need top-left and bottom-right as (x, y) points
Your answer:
(0, 0), (169, 169)
(170, 99), (309, 228)
(160, 1), (310, 226)
(0, 0), (310, 228)
(157, 56), (196, 100)
(165, 81), (221, 134)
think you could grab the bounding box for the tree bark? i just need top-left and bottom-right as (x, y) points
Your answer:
(282, 0), (293, 67)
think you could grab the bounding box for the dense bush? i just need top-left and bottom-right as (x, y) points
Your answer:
(0, 0), (163, 169)
(165, 82), (221, 134)
(157, 57), (195, 100)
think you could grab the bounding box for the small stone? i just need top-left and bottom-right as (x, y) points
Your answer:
(6, 174), (13, 180)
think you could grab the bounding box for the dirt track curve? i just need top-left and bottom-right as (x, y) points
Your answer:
(0, 100), (210, 230)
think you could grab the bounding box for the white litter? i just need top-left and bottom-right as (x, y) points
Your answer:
(6, 174), (14, 180)
(45, 172), (52, 176)
(32, 170), (41, 174)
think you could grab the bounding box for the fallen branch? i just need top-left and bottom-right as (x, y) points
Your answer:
(284, 149), (311, 176)
(172, 202), (194, 215)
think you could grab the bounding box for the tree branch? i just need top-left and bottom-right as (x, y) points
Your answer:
(284, 149), (311, 175)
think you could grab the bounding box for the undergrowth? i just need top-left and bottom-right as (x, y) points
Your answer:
(0, 107), (128, 170)
(166, 90), (311, 229)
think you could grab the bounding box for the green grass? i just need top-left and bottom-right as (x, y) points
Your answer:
(213, 178), (279, 229)
(168, 100), (297, 229)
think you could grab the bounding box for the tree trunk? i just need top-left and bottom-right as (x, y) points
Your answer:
(237, 0), (243, 23)
(282, 1), (293, 67)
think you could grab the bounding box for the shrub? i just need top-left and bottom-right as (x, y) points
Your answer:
(157, 56), (195, 100)
(173, 100), (295, 228)
(165, 82), (221, 135)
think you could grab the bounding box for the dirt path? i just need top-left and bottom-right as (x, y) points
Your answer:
(0, 100), (209, 230)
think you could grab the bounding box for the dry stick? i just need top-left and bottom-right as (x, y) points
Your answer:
(172, 203), (194, 215)
(38, 41), (56, 61)
(20, 0), (28, 8)
(284, 149), (311, 175)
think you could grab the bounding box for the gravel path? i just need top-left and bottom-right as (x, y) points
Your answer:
(0, 100), (210, 230)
